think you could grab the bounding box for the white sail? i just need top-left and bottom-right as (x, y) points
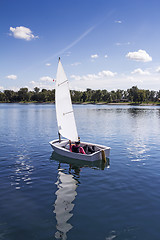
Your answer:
(55, 59), (78, 141)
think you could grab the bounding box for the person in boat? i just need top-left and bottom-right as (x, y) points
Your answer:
(69, 140), (95, 154)
(69, 140), (86, 154)
(83, 144), (95, 154)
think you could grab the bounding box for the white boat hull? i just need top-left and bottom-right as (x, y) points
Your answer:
(49, 139), (110, 161)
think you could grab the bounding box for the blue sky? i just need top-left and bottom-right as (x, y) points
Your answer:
(1, 0), (160, 91)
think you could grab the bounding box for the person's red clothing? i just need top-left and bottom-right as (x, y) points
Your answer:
(79, 146), (86, 154)
(69, 143), (86, 154)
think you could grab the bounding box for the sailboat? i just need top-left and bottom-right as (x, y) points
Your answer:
(49, 58), (110, 161)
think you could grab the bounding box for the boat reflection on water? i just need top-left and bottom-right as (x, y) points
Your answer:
(51, 152), (110, 171)
(50, 152), (110, 240)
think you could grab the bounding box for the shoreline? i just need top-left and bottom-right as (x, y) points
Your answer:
(0, 101), (160, 106)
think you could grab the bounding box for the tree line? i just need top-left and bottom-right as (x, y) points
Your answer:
(0, 86), (160, 104)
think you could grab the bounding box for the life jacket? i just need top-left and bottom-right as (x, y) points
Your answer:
(72, 145), (80, 153)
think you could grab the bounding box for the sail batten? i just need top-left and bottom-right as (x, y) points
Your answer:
(58, 79), (68, 86)
(55, 60), (78, 141)
(63, 111), (73, 115)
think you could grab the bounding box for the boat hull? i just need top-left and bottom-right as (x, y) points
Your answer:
(49, 139), (110, 161)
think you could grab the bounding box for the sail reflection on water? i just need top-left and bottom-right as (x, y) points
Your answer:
(54, 165), (78, 240)
(52, 152), (110, 239)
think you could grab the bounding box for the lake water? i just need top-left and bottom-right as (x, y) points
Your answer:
(0, 103), (160, 240)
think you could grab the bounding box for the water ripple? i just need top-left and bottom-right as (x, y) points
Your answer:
(10, 150), (34, 190)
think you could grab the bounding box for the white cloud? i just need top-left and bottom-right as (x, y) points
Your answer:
(32, 82), (54, 90)
(70, 70), (117, 91)
(98, 70), (117, 77)
(115, 20), (122, 24)
(104, 55), (108, 58)
(8, 86), (20, 92)
(127, 76), (143, 83)
(0, 86), (4, 90)
(30, 81), (36, 84)
(28, 80), (55, 91)
(116, 42), (131, 46)
(45, 63), (51, 66)
(70, 75), (81, 81)
(65, 52), (71, 57)
(40, 76), (53, 82)
(156, 66), (160, 73)
(70, 70), (116, 83)
(126, 49), (152, 62)
(6, 75), (17, 80)
(116, 43), (121, 46)
(71, 62), (81, 66)
(9, 26), (38, 41)
(69, 67), (160, 91)
(131, 68), (150, 75)
(91, 54), (99, 59)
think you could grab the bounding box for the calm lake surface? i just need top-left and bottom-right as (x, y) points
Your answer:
(0, 103), (160, 240)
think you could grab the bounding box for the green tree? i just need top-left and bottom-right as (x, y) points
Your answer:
(18, 88), (29, 102)
(110, 90), (117, 102)
(0, 91), (5, 102)
(47, 90), (55, 102)
(138, 90), (146, 103)
(34, 87), (40, 93)
(81, 92), (88, 102)
(86, 88), (92, 102)
(90, 90), (102, 103)
(156, 90), (160, 101)
(4, 90), (15, 102)
(31, 87), (41, 102)
(71, 90), (82, 102)
(127, 86), (139, 102)
(116, 89), (123, 101)
(101, 90), (111, 102)
(149, 90), (156, 102)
